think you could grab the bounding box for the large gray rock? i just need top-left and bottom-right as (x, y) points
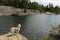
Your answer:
(0, 6), (23, 16)
(0, 6), (40, 16)
(0, 33), (28, 40)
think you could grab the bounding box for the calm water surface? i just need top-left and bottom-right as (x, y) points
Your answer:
(0, 14), (60, 40)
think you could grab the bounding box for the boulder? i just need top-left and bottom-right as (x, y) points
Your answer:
(0, 33), (28, 40)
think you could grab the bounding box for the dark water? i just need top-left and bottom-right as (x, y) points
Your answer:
(0, 16), (26, 34)
(0, 14), (60, 40)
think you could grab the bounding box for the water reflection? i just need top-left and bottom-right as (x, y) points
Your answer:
(23, 14), (60, 39)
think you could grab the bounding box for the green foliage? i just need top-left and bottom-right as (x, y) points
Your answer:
(33, 34), (36, 40)
(58, 29), (60, 35)
(42, 37), (53, 40)
(0, 0), (7, 5)
(19, 0), (29, 13)
(54, 6), (60, 14)
(48, 4), (54, 13)
(20, 0), (29, 8)
(0, 0), (60, 14)
(50, 24), (54, 29)
(0, 0), (19, 7)
(31, 2), (39, 10)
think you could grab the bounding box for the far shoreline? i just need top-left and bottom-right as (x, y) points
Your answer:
(0, 6), (59, 16)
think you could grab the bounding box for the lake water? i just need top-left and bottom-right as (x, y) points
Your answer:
(0, 14), (60, 40)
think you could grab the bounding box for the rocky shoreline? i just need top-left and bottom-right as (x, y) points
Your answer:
(0, 6), (40, 16)
(0, 33), (28, 40)
(0, 6), (57, 16)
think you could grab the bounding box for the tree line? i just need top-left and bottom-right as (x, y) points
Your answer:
(0, 0), (60, 14)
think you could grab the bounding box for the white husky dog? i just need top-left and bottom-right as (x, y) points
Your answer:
(0, 24), (28, 40)
(10, 24), (21, 35)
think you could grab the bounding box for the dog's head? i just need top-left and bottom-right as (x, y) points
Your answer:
(10, 24), (21, 34)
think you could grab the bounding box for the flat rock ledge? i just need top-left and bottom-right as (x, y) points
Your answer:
(0, 6), (40, 16)
(0, 33), (28, 40)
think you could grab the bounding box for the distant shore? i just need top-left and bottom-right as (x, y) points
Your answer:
(0, 6), (59, 16)
(0, 6), (40, 16)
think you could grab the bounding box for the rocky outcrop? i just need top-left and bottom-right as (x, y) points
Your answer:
(0, 33), (28, 40)
(49, 25), (60, 40)
(0, 6), (40, 16)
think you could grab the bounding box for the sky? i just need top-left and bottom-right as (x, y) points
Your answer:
(30, 0), (60, 7)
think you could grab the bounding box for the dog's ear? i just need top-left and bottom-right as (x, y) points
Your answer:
(18, 24), (21, 28)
